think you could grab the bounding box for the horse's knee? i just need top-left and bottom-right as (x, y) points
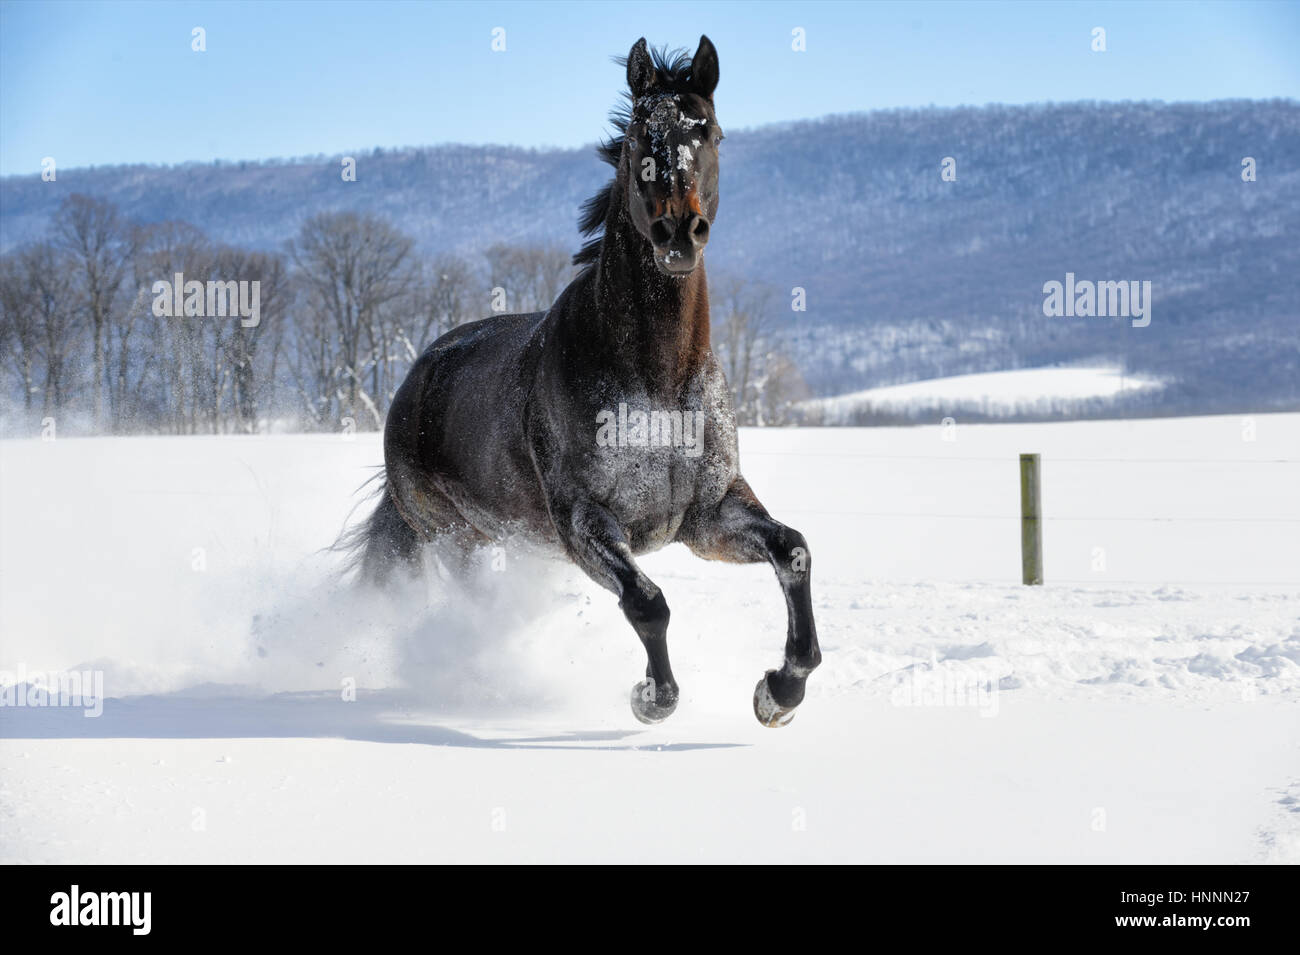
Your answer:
(771, 526), (811, 584)
(620, 584), (669, 633)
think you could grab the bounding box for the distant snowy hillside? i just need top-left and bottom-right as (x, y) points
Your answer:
(807, 365), (1167, 423)
(3, 100), (1298, 414)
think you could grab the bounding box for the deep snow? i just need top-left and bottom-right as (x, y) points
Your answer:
(1, 414), (1297, 863)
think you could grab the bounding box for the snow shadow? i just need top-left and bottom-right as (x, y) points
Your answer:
(0, 687), (745, 752)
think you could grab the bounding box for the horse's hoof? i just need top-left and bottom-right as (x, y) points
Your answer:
(631, 681), (678, 724)
(753, 672), (798, 728)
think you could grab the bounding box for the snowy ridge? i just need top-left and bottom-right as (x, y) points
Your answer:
(806, 366), (1168, 424)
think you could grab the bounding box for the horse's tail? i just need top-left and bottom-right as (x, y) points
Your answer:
(334, 473), (422, 586)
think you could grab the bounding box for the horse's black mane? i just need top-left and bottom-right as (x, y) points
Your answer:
(573, 44), (697, 269)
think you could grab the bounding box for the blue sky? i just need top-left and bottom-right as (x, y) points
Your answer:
(1, 0), (1297, 175)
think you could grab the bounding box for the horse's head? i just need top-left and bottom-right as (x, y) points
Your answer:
(622, 36), (721, 276)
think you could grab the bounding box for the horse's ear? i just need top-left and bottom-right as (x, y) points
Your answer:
(691, 35), (719, 100)
(627, 38), (657, 98)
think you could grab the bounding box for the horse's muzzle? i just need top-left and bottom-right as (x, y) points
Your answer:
(651, 212), (709, 275)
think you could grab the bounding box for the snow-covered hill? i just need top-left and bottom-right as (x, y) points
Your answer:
(806, 365), (1167, 423)
(2, 415), (1297, 862)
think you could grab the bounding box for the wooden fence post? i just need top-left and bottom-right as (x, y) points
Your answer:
(1020, 453), (1043, 585)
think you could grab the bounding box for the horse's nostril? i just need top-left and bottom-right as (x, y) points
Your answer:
(650, 220), (672, 246)
(691, 218), (710, 242)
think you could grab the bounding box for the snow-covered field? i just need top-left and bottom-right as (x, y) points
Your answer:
(808, 365), (1165, 422)
(2, 414), (1297, 863)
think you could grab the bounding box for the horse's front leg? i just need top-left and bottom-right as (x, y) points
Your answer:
(683, 478), (821, 727)
(548, 497), (679, 724)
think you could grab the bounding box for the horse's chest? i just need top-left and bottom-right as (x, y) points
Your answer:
(590, 398), (733, 548)
(600, 449), (701, 547)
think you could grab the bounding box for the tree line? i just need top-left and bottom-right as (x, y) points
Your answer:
(0, 194), (806, 436)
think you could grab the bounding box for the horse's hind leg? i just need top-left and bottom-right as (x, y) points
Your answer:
(681, 478), (821, 727)
(548, 497), (678, 724)
(383, 462), (485, 580)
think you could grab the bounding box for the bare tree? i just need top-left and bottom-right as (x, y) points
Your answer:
(287, 276), (336, 430)
(711, 277), (774, 425)
(484, 242), (573, 313)
(753, 351), (810, 426)
(216, 246), (290, 432)
(0, 243), (84, 422)
(26, 242), (82, 418)
(133, 221), (213, 433)
(288, 211), (415, 429)
(53, 195), (137, 429)
(404, 253), (476, 358)
(532, 242), (575, 311)
(0, 251), (39, 415)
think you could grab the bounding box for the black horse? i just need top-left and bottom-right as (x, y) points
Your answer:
(349, 36), (820, 726)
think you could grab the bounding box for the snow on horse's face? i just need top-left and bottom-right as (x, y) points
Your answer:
(623, 37), (721, 276)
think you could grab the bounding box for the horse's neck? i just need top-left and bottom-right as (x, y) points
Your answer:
(585, 190), (712, 383)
